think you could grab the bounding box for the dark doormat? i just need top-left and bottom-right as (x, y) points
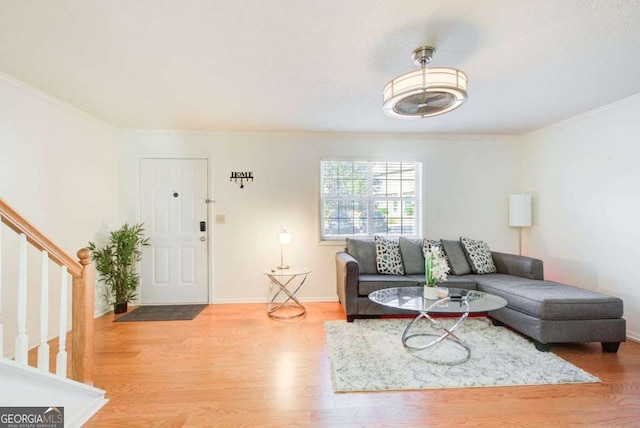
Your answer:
(114, 304), (208, 322)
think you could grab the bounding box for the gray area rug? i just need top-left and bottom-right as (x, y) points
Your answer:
(325, 318), (599, 392)
(114, 304), (207, 322)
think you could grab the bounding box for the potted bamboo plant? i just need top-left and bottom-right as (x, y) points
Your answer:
(88, 223), (150, 314)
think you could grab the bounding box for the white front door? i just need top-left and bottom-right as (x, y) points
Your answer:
(140, 158), (209, 304)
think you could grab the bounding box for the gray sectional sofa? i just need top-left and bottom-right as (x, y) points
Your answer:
(335, 237), (626, 352)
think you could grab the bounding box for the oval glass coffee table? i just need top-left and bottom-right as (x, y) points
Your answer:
(369, 287), (507, 363)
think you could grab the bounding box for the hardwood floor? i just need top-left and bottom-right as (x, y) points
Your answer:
(84, 303), (640, 427)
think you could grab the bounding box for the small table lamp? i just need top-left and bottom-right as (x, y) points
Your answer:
(509, 194), (532, 255)
(277, 229), (292, 269)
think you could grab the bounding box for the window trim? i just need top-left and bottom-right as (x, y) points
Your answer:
(318, 158), (423, 242)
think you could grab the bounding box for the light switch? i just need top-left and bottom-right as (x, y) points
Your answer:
(215, 215), (226, 224)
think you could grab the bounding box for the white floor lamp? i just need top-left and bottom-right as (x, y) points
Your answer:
(509, 194), (532, 256)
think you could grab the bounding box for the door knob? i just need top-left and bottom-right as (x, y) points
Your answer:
(200, 237), (206, 242)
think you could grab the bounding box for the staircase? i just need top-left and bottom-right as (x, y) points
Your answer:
(0, 198), (107, 426)
(0, 359), (107, 427)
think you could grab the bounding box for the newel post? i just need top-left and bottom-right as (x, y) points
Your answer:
(72, 248), (94, 385)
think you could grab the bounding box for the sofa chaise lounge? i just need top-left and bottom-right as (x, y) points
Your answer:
(335, 237), (626, 352)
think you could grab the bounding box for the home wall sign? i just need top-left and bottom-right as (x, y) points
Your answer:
(230, 171), (254, 189)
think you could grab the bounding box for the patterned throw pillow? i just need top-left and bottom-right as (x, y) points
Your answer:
(423, 239), (450, 266)
(460, 237), (497, 274)
(374, 236), (405, 275)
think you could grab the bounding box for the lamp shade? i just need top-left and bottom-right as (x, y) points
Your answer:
(278, 229), (292, 245)
(509, 194), (532, 227)
(383, 67), (468, 119)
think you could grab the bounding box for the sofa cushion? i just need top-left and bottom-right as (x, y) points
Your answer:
(346, 238), (377, 274)
(441, 239), (472, 275)
(460, 236), (497, 274)
(358, 274), (418, 296)
(469, 273), (624, 320)
(405, 274), (478, 291)
(374, 236), (404, 275)
(399, 237), (424, 275)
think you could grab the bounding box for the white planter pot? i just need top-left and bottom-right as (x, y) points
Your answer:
(423, 286), (438, 300)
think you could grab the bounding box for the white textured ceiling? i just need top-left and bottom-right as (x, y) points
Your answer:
(2, 0), (640, 135)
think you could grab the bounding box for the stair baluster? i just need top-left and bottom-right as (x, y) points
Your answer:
(0, 216), (3, 357)
(15, 233), (28, 364)
(56, 265), (68, 378)
(37, 251), (50, 371)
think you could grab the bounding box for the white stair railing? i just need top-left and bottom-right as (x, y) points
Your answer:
(0, 198), (94, 385)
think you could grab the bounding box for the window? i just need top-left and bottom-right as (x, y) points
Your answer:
(320, 160), (422, 240)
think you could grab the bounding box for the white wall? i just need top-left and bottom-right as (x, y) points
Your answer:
(119, 130), (523, 303)
(523, 94), (640, 340)
(0, 74), (120, 356)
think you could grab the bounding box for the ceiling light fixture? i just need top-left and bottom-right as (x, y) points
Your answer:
(383, 46), (468, 119)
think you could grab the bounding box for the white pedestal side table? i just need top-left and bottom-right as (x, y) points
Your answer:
(263, 267), (311, 319)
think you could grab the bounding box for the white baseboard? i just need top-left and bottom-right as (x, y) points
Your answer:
(95, 306), (112, 318)
(210, 296), (339, 304)
(298, 296), (339, 302)
(209, 298), (266, 304)
(626, 331), (640, 343)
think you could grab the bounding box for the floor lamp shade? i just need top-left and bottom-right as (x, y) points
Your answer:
(509, 194), (532, 227)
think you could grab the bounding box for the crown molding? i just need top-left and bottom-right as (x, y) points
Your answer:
(526, 92), (640, 138)
(0, 71), (115, 130)
(121, 127), (520, 142)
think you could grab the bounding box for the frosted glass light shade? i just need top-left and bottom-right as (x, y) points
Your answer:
(278, 230), (292, 245)
(383, 67), (468, 118)
(509, 194), (532, 227)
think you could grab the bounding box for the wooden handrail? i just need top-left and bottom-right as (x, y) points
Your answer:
(0, 198), (82, 277)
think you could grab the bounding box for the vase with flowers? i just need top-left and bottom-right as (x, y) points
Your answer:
(424, 245), (450, 299)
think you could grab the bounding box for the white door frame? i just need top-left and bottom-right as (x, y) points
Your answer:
(137, 154), (215, 304)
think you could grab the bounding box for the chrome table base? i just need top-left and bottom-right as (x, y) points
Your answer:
(266, 271), (308, 319)
(401, 297), (471, 364)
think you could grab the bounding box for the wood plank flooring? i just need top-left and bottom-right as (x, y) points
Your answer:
(83, 303), (640, 427)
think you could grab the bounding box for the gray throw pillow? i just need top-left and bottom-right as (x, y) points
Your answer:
(399, 237), (424, 275)
(374, 236), (405, 275)
(346, 238), (377, 274)
(460, 236), (497, 274)
(440, 239), (472, 275)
